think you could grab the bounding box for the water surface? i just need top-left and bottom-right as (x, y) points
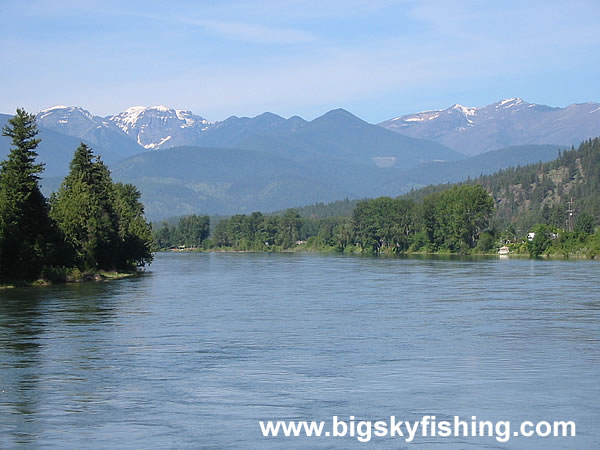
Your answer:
(1, 253), (599, 448)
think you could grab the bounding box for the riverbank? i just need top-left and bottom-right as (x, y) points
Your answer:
(0, 269), (140, 289)
(160, 244), (600, 259)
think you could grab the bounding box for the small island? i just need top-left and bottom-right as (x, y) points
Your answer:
(0, 109), (153, 287)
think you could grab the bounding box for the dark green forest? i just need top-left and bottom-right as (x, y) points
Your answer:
(0, 109), (153, 283)
(155, 138), (600, 258)
(154, 184), (496, 254)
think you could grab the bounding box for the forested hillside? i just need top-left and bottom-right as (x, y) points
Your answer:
(155, 137), (600, 257)
(478, 138), (600, 231)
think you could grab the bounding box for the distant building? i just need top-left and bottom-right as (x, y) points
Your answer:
(498, 246), (510, 255)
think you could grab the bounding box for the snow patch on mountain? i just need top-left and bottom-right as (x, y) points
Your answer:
(37, 105), (95, 122)
(379, 98), (600, 155)
(107, 106), (213, 150)
(451, 104), (477, 116)
(37, 105), (69, 119)
(383, 98), (532, 131)
(143, 135), (172, 149)
(113, 106), (147, 133)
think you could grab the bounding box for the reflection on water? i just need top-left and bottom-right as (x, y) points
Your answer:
(0, 253), (599, 448)
(0, 282), (122, 444)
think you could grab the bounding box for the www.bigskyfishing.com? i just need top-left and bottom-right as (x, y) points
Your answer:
(259, 415), (576, 443)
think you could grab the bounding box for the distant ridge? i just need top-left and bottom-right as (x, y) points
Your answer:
(30, 104), (463, 168)
(26, 98), (600, 157)
(379, 98), (600, 155)
(2, 100), (600, 220)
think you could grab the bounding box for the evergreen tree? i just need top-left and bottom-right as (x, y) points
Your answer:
(0, 109), (58, 280)
(113, 183), (154, 268)
(50, 143), (120, 270)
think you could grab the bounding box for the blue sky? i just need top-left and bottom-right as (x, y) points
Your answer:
(1, 0), (599, 122)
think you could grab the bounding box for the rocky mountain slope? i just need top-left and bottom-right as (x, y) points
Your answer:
(380, 98), (600, 155)
(108, 106), (212, 149)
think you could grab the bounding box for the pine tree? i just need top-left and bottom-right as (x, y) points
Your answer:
(50, 143), (120, 270)
(51, 144), (153, 271)
(0, 109), (57, 280)
(113, 182), (154, 268)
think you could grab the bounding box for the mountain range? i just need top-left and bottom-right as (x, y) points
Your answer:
(31, 98), (600, 156)
(1, 98), (598, 219)
(379, 98), (600, 155)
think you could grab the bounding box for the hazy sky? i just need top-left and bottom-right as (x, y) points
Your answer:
(1, 0), (599, 122)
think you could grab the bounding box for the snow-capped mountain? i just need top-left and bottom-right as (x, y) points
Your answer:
(379, 98), (600, 155)
(37, 105), (213, 152)
(37, 105), (141, 156)
(107, 106), (212, 149)
(34, 99), (600, 158)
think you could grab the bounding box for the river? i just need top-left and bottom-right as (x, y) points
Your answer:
(1, 252), (599, 448)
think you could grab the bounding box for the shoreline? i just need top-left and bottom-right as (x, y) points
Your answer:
(0, 270), (140, 290)
(159, 247), (599, 260)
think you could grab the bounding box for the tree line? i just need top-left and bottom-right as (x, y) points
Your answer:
(153, 215), (210, 249)
(151, 135), (600, 258)
(153, 184), (496, 254)
(0, 109), (153, 282)
(153, 209), (306, 251)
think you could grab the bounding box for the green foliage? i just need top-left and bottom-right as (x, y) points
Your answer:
(528, 224), (553, 257)
(0, 109), (63, 280)
(50, 144), (153, 271)
(587, 232), (600, 258)
(333, 219), (353, 251)
(352, 199), (381, 252)
(350, 186), (494, 254)
(351, 197), (419, 253)
(200, 185), (496, 255)
(153, 214), (210, 249)
(278, 209), (301, 249)
(113, 183), (154, 267)
(0, 109), (154, 282)
(575, 212), (595, 234)
(446, 185), (495, 249)
(50, 144), (118, 269)
(205, 209), (303, 251)
(399, 137), (600, 257)
(475, 232), (496, 253)
(478, 138), (600, 231)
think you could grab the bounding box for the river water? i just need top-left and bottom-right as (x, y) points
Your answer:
(1, 252), (599, 448)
